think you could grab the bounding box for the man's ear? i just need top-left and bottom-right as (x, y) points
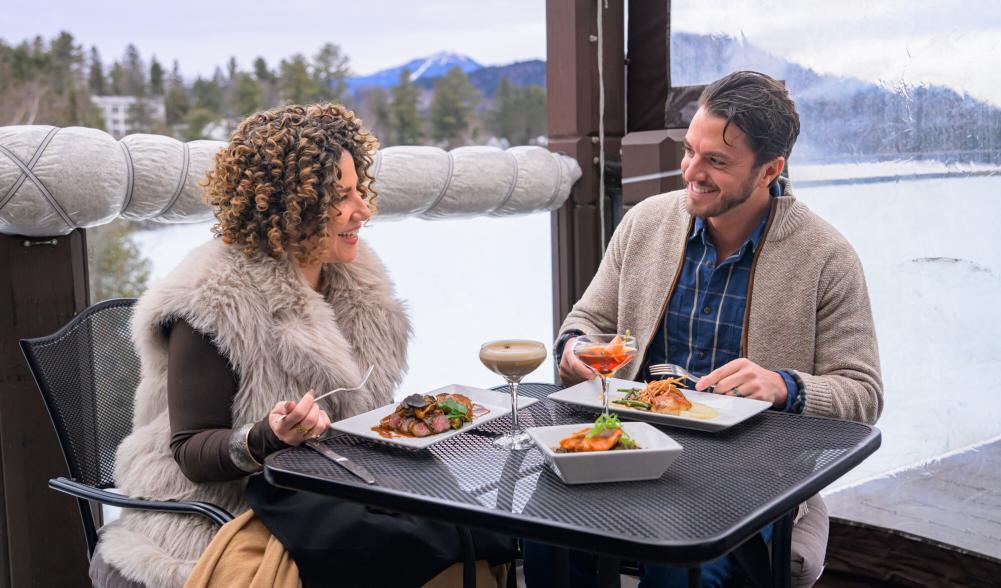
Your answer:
(760, 156), (785, 187)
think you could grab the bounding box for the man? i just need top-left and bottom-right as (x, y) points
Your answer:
(534, 71), (883, 587)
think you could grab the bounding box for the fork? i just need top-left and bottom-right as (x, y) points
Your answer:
(647, 363), (716, 393)
(279, 364), (375, 421)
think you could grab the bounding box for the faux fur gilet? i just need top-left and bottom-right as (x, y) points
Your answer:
(96, 239), (411, 588)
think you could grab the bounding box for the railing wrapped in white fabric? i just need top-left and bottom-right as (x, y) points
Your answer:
(0, 126), (581, 237)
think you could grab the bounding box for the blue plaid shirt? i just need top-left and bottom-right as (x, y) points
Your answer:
(640, 192), (803, 413)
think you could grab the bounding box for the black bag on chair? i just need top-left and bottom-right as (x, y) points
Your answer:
(246, 475), (517, 588)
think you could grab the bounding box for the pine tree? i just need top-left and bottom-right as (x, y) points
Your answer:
(164, 60), (188, 126)
(312, 43), (350, 102)
(487, 77), (519, 144)
(359, 87), (393, 145)
(87, 219), (151, 301)
(108, 62), (127, 95)
(430, 66), (479, 148)
(517, 85), (547, 144)
(278, 54), (319, 105)
(232, 73), (263, 117)
(192, 76), (223, 114)
(487, 79), (547, 145)
(122, 44), (145, 96)
(391, 68), (422, 145)
(149, 57), (164, 95)
(253, 56), (278, 107)
(88, 46), (105, 95)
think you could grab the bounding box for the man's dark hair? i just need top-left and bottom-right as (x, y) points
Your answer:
(698, 71), (800, 167)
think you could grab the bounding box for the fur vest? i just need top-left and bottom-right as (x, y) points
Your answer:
(96, 239), (411, 587)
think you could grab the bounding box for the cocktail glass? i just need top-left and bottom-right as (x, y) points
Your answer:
(479, 339), (547, 450)
(572, 334), (638, 415)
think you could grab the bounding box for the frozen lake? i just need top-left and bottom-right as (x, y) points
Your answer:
(131, 170), (1001, 488)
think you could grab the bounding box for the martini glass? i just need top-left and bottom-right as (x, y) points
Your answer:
(572, 334), (638, 415)
(479, 339), (547, 450)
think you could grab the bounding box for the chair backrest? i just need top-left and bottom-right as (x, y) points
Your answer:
(19, 298), (139, 490)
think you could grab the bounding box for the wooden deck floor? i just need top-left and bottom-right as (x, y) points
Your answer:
(825, 434), (1001, 561)
(819, 435), (1001, 587)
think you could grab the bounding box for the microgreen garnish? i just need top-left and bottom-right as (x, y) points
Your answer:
(584, 413), (636, 447)
(439, 397), (469, 419)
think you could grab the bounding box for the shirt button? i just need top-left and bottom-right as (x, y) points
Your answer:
(706, 261), (714, 268)
(697, 350), (706, 359)
(703, 306), (712, 315)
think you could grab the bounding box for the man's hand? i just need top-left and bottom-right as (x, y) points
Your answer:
(558, 337), (596, 386)
(695, 358), (788, 407)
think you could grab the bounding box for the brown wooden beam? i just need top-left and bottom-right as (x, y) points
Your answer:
(0, 231), (90, 587)
(621, 129), (687, 205)
(547, 0), (625, 338)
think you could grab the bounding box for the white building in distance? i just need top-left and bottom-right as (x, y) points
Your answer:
(91, 96), (166, 138)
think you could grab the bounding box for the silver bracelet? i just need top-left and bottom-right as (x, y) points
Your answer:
(227, 422), (263, 473)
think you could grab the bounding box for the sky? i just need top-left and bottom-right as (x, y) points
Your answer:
(4, 0), (998, 105)
(4, 0), (547, 77)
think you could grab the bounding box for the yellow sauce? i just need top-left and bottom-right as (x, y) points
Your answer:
(678, 401), (720, 420)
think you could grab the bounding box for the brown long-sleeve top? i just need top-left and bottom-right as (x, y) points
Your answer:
(167, 320), (290, 482)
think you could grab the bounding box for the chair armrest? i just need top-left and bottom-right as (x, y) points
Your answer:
(49, 477), (234, 526)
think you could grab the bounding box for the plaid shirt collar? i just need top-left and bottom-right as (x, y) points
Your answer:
(689, 180), (782, 257)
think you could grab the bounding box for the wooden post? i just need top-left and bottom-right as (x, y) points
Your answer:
(547, 0), (625, 337)
(0, 231), (90, 586)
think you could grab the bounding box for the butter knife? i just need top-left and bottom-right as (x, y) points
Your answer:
(305, 440), (376, 485)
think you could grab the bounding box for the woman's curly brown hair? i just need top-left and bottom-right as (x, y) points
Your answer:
(203, 103), (379, 264)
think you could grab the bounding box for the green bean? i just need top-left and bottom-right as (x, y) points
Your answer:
(612, 399), (651, 410)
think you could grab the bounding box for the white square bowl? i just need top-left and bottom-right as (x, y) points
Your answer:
(526, 422), (683, 485)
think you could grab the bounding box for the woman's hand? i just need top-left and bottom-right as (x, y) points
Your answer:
(269, 390), (332, 445)
(558, 337), (596, 386)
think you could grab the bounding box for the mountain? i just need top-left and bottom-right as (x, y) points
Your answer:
(347, 52), (482, 92)
(669, 32), (1001, 163)
(346, 38), (1000, 163)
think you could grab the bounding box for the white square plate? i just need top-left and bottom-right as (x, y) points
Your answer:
(527, 421), (683, 484)
(330, 384), (538, 450)
(548, 377), (771, 432)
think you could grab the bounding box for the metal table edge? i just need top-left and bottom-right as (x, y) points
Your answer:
(263, 423), (881, 565)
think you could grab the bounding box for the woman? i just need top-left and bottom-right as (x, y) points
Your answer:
(91, 104), (509, 588)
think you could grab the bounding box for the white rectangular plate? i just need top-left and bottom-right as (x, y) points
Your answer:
(330, 384), (538, 450)
(549, 377), (771, 432)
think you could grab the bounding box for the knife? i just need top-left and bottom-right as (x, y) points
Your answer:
(306, 439), (376, 485)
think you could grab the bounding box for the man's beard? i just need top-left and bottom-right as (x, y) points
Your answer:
(685, 173), (758, 218)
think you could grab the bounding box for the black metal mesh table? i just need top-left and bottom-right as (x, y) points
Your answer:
(265, 383), (880, 573)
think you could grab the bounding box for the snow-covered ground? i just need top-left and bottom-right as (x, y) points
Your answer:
(131, 212), (557, 392)
(794, 173), (1001, 488)
(130, 168), (1001, 490)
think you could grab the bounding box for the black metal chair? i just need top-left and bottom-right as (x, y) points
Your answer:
(19, 298), (233, 561)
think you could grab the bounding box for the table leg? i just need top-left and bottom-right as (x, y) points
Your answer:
(596, 555), (620, 587)
(687, 565), (702, 588)
(771, 510), (794, 588)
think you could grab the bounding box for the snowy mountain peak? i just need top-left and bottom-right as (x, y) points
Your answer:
(348, 52), (482, 92)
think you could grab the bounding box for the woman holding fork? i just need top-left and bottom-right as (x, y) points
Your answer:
(92, 104), (510, 588)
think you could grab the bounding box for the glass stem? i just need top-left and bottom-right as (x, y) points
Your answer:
(600, 376), (610, 414)
(509, 379), (522, 434)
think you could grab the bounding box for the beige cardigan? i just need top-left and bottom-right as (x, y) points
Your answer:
(560, 180), (883, 424)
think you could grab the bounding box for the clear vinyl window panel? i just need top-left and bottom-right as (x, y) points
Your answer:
(672, 0), (1001, 487)
(89, 214), (556, 396)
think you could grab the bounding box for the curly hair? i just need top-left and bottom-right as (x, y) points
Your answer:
(203, 103), (379, 264)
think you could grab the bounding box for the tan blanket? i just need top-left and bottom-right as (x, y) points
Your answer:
(184, 511), (507, 588)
